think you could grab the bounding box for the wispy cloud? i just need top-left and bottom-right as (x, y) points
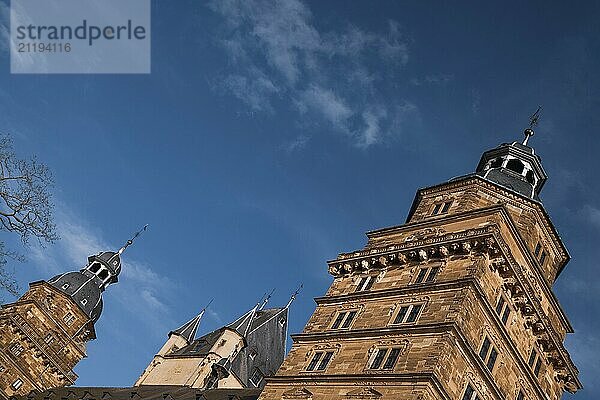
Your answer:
(410, 74), (454, 86)
(283, 134), (310, 153)
(208, 0), (418, 148)
(579, 205), (600, 229)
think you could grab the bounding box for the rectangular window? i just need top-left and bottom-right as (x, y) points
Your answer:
(441, 201), (452, 213)
(368, 348), (402, 370)
(414, 267), (440, 284)
(11, 378), (23, 390)
(406, 304), (423, 323)
(534, 242), (541, 257)
(392, 304), (423, 325)
(539, 251), (547, 266)
(316, 351), (334, 371)
(534, 357), (542, 376)
(44, 333), (54, 345)
(249, 368), (264, 387)
(528, 349), (537, 368)
(9, 343), (24, 357)
(479, 337), (491, 359)
(306, 352), (323, 371)
(425, 266), (440, 282)
(331, 313), (346, 329)
(393, 306), (409, 324)
(355, 276), (374, 292)
(495, 295), (511, 326)
(382, 348), (401, 370)
(331, 311), (357, 330)
(341, 311), (357, 329)
(486, 348), (498, 371)
(0, 364), (5, 373)
(479, 336), (498, 372)
(495, 296), (505, 315)
(462, 384), (478, 400)
(415, 268), (428, 283)
(369, 348), (388, 370)
(63, 313), (76, 326)
(432, 201), (452, 215)
(516, 390), (525, 400)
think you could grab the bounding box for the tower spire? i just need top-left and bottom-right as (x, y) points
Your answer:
(523, 106), (542, 146)
(285, 284), (303, 309)
(170, 299), (213, 343)
(259, 288), (275, 310)
(117, 224), (149, 256)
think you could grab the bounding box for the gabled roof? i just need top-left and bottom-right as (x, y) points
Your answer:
(227, 305), (258, 337)
(169, 310), (204, 343)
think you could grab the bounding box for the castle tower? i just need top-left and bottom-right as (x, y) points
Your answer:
(259, 129), (581, 400)
(0, 228), (146, 399)
(135, 296), (292, 391)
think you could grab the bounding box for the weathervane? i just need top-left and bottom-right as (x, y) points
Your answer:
(523, 106), (542, 146)
(117, 224), (149, 255)
(286, 283), (303, 308)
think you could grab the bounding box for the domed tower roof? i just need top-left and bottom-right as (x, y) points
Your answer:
(46, 225), (147, 323)
(475, 108), (547, 200)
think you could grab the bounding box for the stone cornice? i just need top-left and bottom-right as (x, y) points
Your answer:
(265, 372), (451, 400)
(324, 221), (580, 392)
(403, 175), (569, 275)
(289, 320), (548, 400)
(292, 322), (454, 342)
(331, 205), (572, 336)
(315, 278), (471, 305)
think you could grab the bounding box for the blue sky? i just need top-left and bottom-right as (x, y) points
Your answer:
(0, 0), (599, 398)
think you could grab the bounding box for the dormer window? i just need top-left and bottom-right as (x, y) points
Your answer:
(526, 170), (535, 184)
(98, 269), (109, 280)
(432, 201), (452, 216)
(61, 283), (69, 290)
(11, 378), (23, 390)
(89, 262), (101, 273)
(490, 157), (503, 168)
(81, 299), (88, 306)
(506, 159), (524, 174)
(249, 368), (264, 387)
(355, 276), (374, 292)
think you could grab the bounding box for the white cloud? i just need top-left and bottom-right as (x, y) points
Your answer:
(580, 205), (600, 229)
(284, 135), (310, 153)
(222, 69), (280, 112)
(299, 85), (352, 128)
(208, 0), (418, 148)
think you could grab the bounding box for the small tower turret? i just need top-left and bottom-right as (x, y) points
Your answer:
(0, 226), (147, 398)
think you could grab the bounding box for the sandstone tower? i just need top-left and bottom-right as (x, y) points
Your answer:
(259, 132), (581, 400)
(0, 229), (145, 399)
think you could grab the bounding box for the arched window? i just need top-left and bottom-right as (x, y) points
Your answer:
(490, 158), (503, 168)
(506, 159), (524, 174)
(98, 269), (109, 280)
(89, 262), (101, 273)
(526, 170), (535, 184)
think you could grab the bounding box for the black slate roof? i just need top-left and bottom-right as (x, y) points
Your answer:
(13, 386), (260, 400)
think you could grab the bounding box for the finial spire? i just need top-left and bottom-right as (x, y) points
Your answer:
(523, 106), (542, 146)
(259, 288), (275, 310)
(285, 283), (303, 309)
(170, 299), (213, 343)
(117, 224), (149, 256)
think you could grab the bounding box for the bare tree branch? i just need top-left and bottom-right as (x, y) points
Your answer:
(0, 135), (57, 297)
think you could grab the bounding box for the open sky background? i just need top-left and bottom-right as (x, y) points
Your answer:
(0, 1), (599, 398)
